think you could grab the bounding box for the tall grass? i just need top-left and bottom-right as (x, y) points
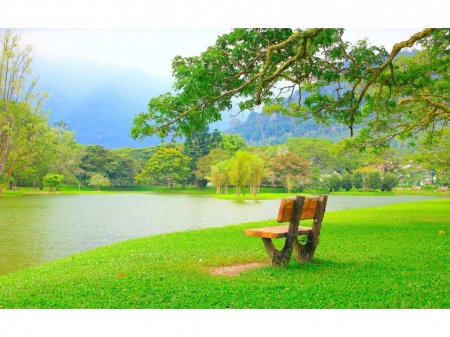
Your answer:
(1, 199), (448, 309)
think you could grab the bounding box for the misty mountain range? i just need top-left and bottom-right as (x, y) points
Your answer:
(32, 56), (237, 148)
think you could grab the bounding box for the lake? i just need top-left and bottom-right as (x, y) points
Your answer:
(0, 193), (439, 275)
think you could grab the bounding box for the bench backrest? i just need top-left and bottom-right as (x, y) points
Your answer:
(276, 196), (318, 222)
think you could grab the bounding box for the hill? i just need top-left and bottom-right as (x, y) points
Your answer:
(32, 56), (172, 148)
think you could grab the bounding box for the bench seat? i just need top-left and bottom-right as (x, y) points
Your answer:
(244, 225), (312, 239)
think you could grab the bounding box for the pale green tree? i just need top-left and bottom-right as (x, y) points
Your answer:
(42, 173), (65, 192)
(248, 155), (266, 196)
(88, 173), (110, 191)
(208, 160), (230, 194)
(227, 150), (253, 196)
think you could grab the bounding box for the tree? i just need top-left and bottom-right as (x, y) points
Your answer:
(42, 173), (65, 192)
(284, 138), (334, 173)
(0, 29), (47, 183)
(227, 150), (253, 196)
(352, 171), (364, 189)
(135, 147), (191, 188)
(366, 171), (382, 190)
(357, 41), (450, 149)
(183, 126), (213, 189)
(88, 173), (110, 191)
(194, 148), (232, 184)
(269, 150), (311, 193)
(220, 134), (246, 153)
(328, 174), (342, 192)
(381, 172), (398, 192)
(248, 154), (266, 196)
(208, 160), (230, 194)
(130, 28), (448, 148)
(341, 174), (353, 191)
(412, 128), (450, 186)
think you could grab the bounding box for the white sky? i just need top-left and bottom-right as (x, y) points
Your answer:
(15, 28), (426, 81)
(6, 0), (448, 81)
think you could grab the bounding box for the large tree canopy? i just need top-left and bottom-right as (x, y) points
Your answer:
(131, 28), (449, 148)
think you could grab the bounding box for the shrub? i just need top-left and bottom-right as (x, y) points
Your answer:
(341, 174), (353, 191)
(352, 171), (364, 189)
(381, 173), (398, 192)
(43, 174), (65, 192)
(327, 174), (342, 192)
(366, 171), (382, 190)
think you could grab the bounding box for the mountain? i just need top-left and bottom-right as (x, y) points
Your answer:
(32, 56), (173, 148)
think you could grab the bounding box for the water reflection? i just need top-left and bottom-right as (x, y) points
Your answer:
(0, 194), (439, 275)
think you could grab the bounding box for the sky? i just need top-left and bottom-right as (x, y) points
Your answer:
(16, 28), (426, 81)
(6, 0), (447, 82)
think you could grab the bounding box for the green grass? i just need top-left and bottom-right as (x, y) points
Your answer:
(1, 199), (449, 309)
(3, 184), (447, 201)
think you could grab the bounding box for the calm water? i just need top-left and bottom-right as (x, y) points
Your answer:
(0, 193), (439, 275)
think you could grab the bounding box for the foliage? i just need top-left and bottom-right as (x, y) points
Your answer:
(269, 150), (311, 193)
(248, 154), (266, 196)
(131, 28), (449, 151)
(327, 174), (342, 192)
(80, 145), (138, 187)
(412, 128), (450, 185)
(135, 147), (191, 188)
(351, 171), (364, 189)
(227, 150), (253, 196)
(341, 174), (353, 191)
(88, 173), (110, 191)
(0, 29), (48, 181)
(208, 160), (230, 194)
(366, 171), (382, 190)
(220, 133), (246, 153)
(356, 36), (450, 149)
(194, 148), (232, 183)
(42, 173), (65, 192)
(381, 172), (398, 192)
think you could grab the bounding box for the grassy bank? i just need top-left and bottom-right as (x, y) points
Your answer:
(2, 184), (448, 200)
(1, 199), (449, 309)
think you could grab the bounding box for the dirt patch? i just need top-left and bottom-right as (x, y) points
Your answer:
(208, 262), (268, 276)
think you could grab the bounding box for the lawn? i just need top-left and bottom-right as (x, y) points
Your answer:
(0, 199), (449, 309)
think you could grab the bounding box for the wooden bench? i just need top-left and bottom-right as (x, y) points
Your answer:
(244, 195), (328, 267)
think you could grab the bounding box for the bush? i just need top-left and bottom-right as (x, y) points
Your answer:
(327, 174), (342, 192)
(381, 173), (398, 192)
(352, 171), (364, 189)
(366, 171), (382, 190)
(341, 174), (353, 191)
(43, 174), (65, 192)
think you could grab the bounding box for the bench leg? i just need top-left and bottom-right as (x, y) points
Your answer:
(262, 238), (294, 267)
(293, 234), (318, 264)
